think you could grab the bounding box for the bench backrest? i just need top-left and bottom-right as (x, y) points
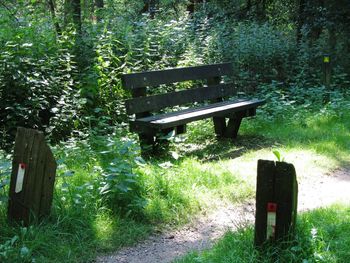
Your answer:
(121, 63), (236, 115)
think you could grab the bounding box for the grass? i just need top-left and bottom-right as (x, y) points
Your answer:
(175, 203), (350, 263)
(0, 94), (349, 262)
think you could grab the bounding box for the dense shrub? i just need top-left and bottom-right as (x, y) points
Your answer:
(0, 31), (83, 149)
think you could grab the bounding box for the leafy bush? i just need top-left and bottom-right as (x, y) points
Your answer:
(0, 31), (84, 149)
(93, 28), (127, 120)
(53, 128), (147, 219)
(95, 135), (147, 218)
(0, 152), (11, 205)
(0, 227), (35, 263)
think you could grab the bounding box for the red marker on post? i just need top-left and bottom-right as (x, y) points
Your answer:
(266, 202), (277, 240)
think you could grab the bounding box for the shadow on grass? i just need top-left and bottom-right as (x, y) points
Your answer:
(176, 134), (278, 162)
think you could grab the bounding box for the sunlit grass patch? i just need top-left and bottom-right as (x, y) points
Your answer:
(140, 157), (253, 224)
(176, 203), (350, 263)
(246, 109), (350, 164)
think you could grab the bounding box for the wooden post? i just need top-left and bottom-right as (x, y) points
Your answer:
(8, 127), (57, 225)
(254, 160), (298, 247)
(208, 76), (226, 137)
(322, 54), (331, 88)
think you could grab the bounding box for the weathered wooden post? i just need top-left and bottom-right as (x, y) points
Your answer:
(254, 160), (298, 247)
(8, 127), (57, 225)
(322, 54), (331, 88)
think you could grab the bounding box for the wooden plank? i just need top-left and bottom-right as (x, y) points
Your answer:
(122, 63), (233, 89)
(213, 117), (226, 137)
(8, 128), (36, 223)
(39, 145), (57, 216)
(223, 113), (244, 138)
(131, 87), (150, 119)
(125, 83), (237, 114)
(274, 162), (298, 240)
(255, 160), (276, 247)
(175, 125), (186, 135)
(132, 99), (265, 130)
(208, 77), (227, 137)
(27, 133), (46, 216)
(8, 127), (57, 225)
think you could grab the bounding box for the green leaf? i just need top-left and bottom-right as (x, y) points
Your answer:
(20, 246), (30, 257)
(171, 151), (179, 160)
(273, 150), (281, 162)
(63, 170), (74, 177)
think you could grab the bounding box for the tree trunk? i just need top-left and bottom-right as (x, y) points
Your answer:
(71, 0), (82, 33)
(95, 0), (103, 21)
(47, 0), (61, 35)
(187, 0), (203, 14)
(328, 25), (337, 54)
(149, 0), (156, 18)
(308, 0), (324, 43)
(187, 0), (195, 14)
(141, 0), (157, 18)
(257, 0), (267, 21)
(296, 0), (306, 44)
(247, 0), (252, 12)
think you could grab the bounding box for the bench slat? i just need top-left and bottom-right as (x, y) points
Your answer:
(125, 83), (237, 115)
(131, 99), (265, 130)
(122, 63), (233, 89)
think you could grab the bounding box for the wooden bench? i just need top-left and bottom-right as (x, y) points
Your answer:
(121, 63), (265, 148)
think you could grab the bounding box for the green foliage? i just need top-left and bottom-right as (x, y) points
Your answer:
(93, 28), (127, 119)
(0, 152), (11, 204)
(272, 150), (285, 162)
(0, 29), (84, 149)
(201, 19), (297, 87)
(95, 135), (147, 218)
(0, 227), (36, 263)
(2, 0), (349, 150)
(52, 128), (147, 219)
(125, 13), (192, 71)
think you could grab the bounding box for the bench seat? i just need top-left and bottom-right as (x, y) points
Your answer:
(131, 99), (264, 131)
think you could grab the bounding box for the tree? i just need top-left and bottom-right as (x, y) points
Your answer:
(63, 0), (81, 33)
(296, 0), (305, 44)
(71, 0), (82, 33)
(141, 0), (158, 18)
(187, 0), (204, 14)
(48, 0), (61, 35)
(95, 0), (104, 21)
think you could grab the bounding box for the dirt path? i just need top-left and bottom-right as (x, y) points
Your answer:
(96, 168), (350, 263)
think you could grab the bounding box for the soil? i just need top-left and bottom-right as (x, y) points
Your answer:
(96, 168), (350, 263)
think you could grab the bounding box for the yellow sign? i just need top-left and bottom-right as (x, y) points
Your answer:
(324, 56), (330, 63)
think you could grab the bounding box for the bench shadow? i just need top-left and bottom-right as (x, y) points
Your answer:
(177, 134), (279, 162)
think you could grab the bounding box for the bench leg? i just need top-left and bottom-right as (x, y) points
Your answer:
(139, 129), (174, 155)
(213, 112), (246, 139)
(224, 115), (243, 138)
(175, 125), (186, 135)
(139, 133), (155, 148)
(213, 117), (226, 137)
